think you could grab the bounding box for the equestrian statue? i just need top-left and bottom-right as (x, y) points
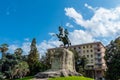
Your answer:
(56, 26), (71, 47)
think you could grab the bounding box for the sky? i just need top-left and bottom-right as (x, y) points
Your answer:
(0, 0), (120, 55)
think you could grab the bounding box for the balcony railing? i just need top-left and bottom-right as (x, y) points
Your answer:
(95, 61), (104, 65)
(95, 56), (102, 59)
(94, 46), (102, 49)
(95, 66), (106, 70)
(95, 51), (102, 54)
(85, 66), (94, 70)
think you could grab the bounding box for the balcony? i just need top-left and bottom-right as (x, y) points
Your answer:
(95, 50), (102, 54)
(95, 62), (103, 65)
(85, 65), (94, 70)
(95, 60), (104, 65)
(94, 46), (102, 49)
(95, 66), (106, 70)
(96, 56), (102, 59)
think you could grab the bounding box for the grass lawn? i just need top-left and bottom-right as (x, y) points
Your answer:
(15, 76), (94, 80)
(15, 76), (33, 80)
(48, 76), (94, 80)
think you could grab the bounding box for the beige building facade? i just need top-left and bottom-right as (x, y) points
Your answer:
(48, 42), (106, 79)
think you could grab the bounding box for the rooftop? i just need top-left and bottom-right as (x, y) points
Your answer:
(48, 42), (105, 50)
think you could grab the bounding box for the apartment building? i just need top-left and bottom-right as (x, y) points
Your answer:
(48, 42), (106, 79)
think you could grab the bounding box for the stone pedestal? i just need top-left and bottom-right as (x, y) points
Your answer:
(35, 48), (81, 78)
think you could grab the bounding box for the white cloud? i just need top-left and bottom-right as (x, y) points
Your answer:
(65, 6), (120, 44)
(48, 32), (56, 36)
(21, 42), (31, 55)
(24, 38), (30, 41)
(66, 23), (74, 28)
(65, 8), (85, 27)
(9, 45), (19, 53)
(8, 38), (62, 56)
(37, 40), (61, 55)
(8, 42), (31, 55)
(69, 30), (94, 45)
(84, 3), (96, 11)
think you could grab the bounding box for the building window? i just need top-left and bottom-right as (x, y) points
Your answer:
(97, 44), (100, 46)
(98, 59), (101, 62)
(83, 50), (85, 53)
(91, 66), (94, 68)
(91, 50), (93, 52)
(97, 49), (100, 51)
(52, 50), (54, 52)
(87, 50), (89, 53)
(87, 55), (89, 58)
(90, 45), (92, 48)
(83, 46), (85, 48)
(98, 54), (101, 57)
(74, 48), (76, 50)
(79, 47), (81, 49)
(91, 59), (93, 63)
(91, 54), (93, 58)
(98, 64), (102, 66)
(87, 45), (89, 48)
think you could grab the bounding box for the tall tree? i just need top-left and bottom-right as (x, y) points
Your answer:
(14, 48), (23, 56)
(27, 38), (40, 75)
(70, 49), (88, 75)
(0, 44), (9, 75)
(105, 37), (120, 80)
(40, 54), (50, 71)
(0, 44), (9, 58)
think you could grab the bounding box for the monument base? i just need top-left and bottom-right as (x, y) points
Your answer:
(35, 69), (81, 78)
(35, 48), (82, 78)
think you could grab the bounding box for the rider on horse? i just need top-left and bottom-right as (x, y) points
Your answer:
(56, 26), (71, 47)
(58, 26), (64, 41)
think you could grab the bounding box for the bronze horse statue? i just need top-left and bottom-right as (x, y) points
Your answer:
(56, 26), (71, 47)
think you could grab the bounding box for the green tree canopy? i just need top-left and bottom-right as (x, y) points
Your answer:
(105, 37), (120, 80)
(14, 48), (23, 56)
(27, 38), (40, 75)
(70, 49), (88, 75)
(0, 46), (29, 79)
(0, 44), (9, 58)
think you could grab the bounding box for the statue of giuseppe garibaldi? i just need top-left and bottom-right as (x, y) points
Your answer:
(56, 26), (71, 47)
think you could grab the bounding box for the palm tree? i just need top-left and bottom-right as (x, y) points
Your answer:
(0, 44), (8, 75)
(14, 48), (23, 56)
(0, 44), (9, 58)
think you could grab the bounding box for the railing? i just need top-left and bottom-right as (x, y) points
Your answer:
(95, 60), (104, 65)
(95, 66), (106, 70)
(95, 51), (102, 54)
(95, 56), (102, 59)
(85, 66), (94, 70)
(94, 46), (102, 49)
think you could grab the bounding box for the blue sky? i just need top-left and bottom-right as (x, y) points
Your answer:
(0, 0), (120, 55)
